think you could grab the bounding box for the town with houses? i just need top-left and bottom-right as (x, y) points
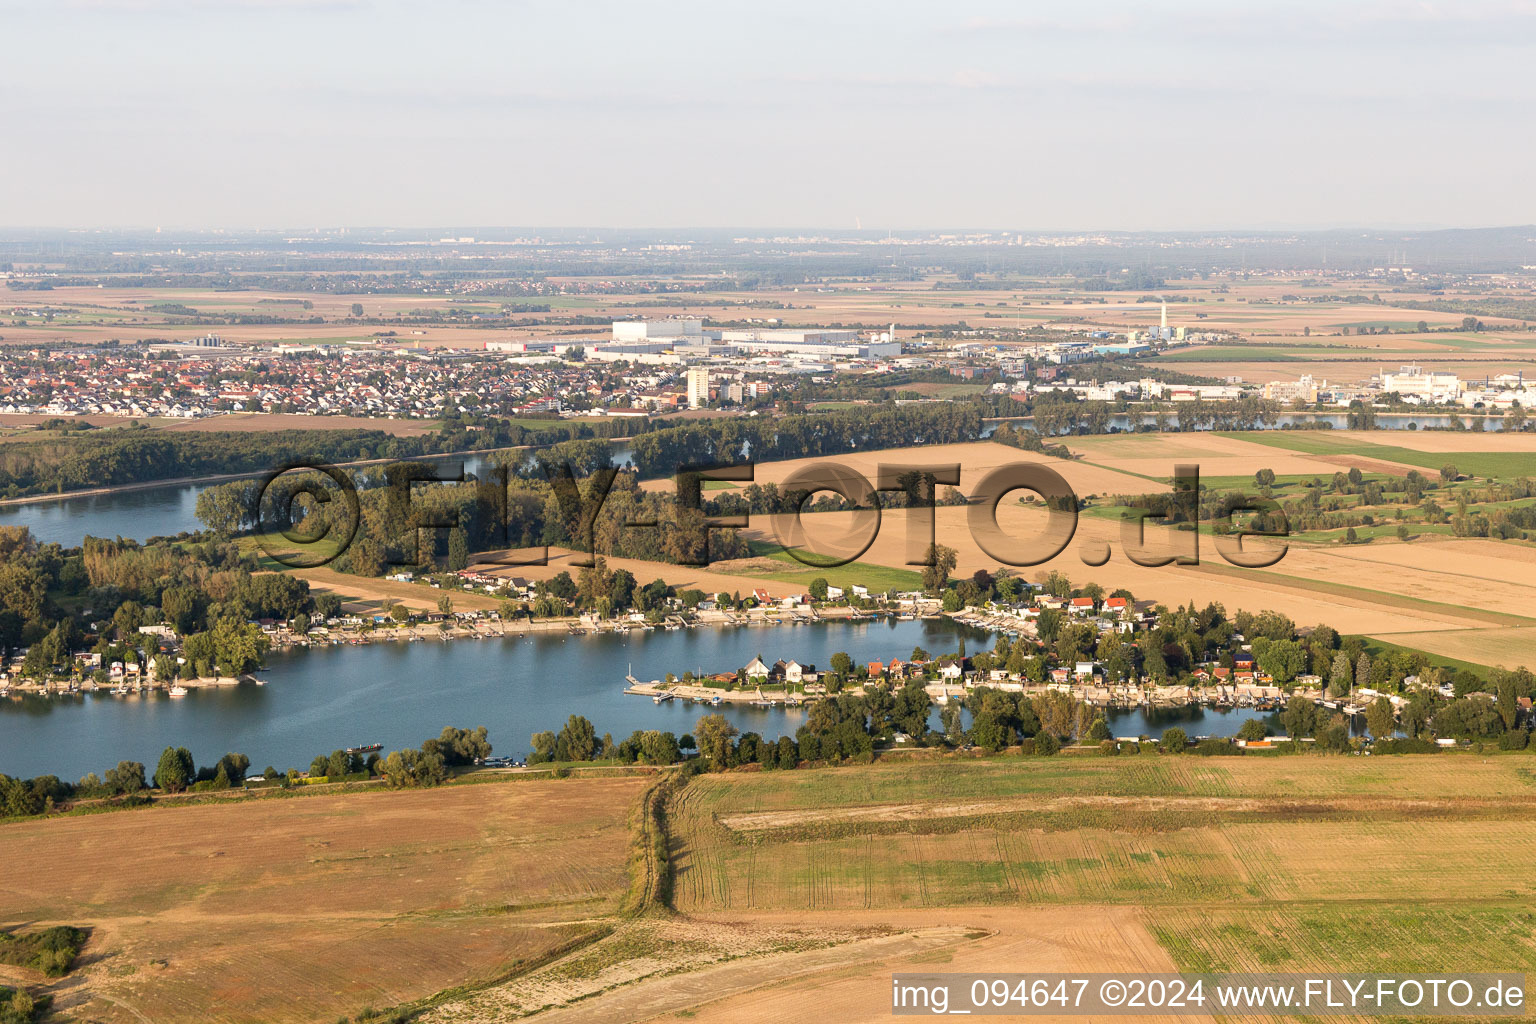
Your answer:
(5, 307), (1536, 422)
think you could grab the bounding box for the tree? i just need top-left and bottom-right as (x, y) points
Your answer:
(529, 731), (557, 764)
(1254, 468), (1276, 487)
(808, 577), (828, 601)
(1280, 696), (1318, 740)
(1366, 696), (1396, 740)
(437, 593), (454, 615)
(921, 543), (958, 593)
(639, 730), (681, 765)
(1161, 727), (1188, 752)
(390, 603), (412, 623)
(378, 748), (447, 788)
(447, 526), (469, 571)
(556, 714), (597, 761)
(893, 681), (931, 738)
(1440, 463), (1459, 483)
(1237, 718), (1268, 742)
(434, 725), (492, 765)
(1328, 651), (1353, 698)
(154, 746), (194, 792)
(1401, 693), (1432, 738)
(351, 302), (364, 317)
(830, 651), (853, 676)
(104, 760), (147, 795)
(940, 702), (965, 743)
(1354, 652), (1372, 692)
(608, 568), (637, 610)
(693, 714), (739, 767)
(1255, 638), (1307, 684)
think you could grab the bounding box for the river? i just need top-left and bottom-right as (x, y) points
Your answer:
(0, 618), (1277, 780)
(0, 449), (634, 549)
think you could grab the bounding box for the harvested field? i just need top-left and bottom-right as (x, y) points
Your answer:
(638, 441), (1155, 498)
(745, 506), (1484, 634)
(0, 777), (645, 1024)
(292, 565), (505, 612)
(636, 908), (1182, 1024)
(668, 759), (1536, 913)
(151, 412), (441, 435)
(470, 546), (812, 600)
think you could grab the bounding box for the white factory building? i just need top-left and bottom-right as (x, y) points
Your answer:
(612, 318), (706, 343)
(604, 319), (900, 362)
(1379, 366), (1462, 403)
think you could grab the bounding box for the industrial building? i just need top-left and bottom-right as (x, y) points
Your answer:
(612, 318), (705, 343)
(1379, 366), (1462, 403)
(605, 319), (900, 362)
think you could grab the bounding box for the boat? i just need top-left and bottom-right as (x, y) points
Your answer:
(168, 685), (189, 697)
(345, 743), (383, 754)
(653, 692), (674, 704)
(710, 695), (723, 706)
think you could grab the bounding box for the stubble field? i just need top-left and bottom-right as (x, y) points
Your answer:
(0, 777), (646, 1024)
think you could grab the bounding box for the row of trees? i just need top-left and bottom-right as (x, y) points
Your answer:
(1, 724), (498, 821)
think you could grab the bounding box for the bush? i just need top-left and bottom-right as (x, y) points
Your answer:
(1099, 740), (1119, 756)
(1498, 729), (1530, 751)
(1033, 732), (1060, 756)
(0, 925), (88, 978)
(0, 985), (47, 1024)
(1190, 738), (1243, 757)
(1160, 727), (1188, 752)
(1372, 737), (1440, 755)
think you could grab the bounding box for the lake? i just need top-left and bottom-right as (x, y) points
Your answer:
(0, 618), (1277, 780)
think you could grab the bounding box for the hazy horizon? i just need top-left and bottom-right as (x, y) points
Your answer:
(6, 0), (1536, 231)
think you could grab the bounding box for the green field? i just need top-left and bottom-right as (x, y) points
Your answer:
(1220, 431), (1536, 479)
(744, 541), (926, 592)
(672, 756), (1536, 910)
(666, 755), (1536, 999)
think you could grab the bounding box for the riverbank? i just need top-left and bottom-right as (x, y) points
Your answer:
(0, 616), (1283, 783)
(0, 604), (880, 698)
(0, 442), (534, 509)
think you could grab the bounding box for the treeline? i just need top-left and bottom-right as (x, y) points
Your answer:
(0, 415), (653, 499)
(1024, 394), (1285, 436)
(0, 726), (494, 823)
(1385, 297), (1536, 325)
(623, 402), (984, 478)
(198, 466), (754, 574)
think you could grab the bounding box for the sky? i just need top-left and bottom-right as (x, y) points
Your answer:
(3, 0), (1535, 231)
